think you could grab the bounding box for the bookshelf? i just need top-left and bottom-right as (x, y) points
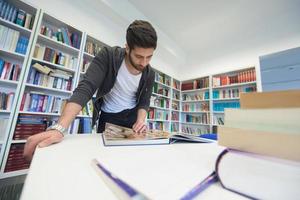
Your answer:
(0, 0), (40, 178)
(148, 69), (172, 131)
(0, 8), (84, 178)
(211, 67), (257, 129)
(171, 78), (180, 133)
(180, 76), (210, 135)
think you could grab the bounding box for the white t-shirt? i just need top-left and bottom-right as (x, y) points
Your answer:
(101, 60), (142, 113)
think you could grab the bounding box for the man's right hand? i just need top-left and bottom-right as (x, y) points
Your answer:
(23, 130), (64, 161)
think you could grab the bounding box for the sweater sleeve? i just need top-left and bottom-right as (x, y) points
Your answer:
(68, 47), (109, 107)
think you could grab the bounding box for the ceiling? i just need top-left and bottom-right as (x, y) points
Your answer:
(127, 0), (300, 70)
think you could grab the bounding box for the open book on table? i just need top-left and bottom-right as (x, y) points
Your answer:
(102, 123), (215, 146)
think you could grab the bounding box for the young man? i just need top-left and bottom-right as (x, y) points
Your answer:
(23, 20), (157, 161)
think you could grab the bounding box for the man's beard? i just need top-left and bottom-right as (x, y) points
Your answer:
(128, 50), (146, 72)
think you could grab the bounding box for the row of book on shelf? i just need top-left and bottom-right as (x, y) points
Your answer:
(182, 113), (209, 124)
(147, 108), (169, 121)
(171, 111), (179, 121)
(213, 114), (224, 125)
(5, 113), (94, 172)
(172, 91), (180, 100)
(182, 91), (209, 101)
(0, 0), (34, 30)
(33, 44), (78, 69)
(172, 80), (180, 90)
(147, 121), (168, 131)
(181, 77), (209, 91)
(81, 58), (90, 73)
(149, 96), (169, 109)
(4, 143), (30, 172)
(171, 101), (179, 110)
(0, 58), (21, 81)
(155, 72), (170, 86)
(27, 63), (73, 91)
(181, 125), (210, 134)
(69, 118), (92, 134)
(182, 102), (209, 112)
(213, 102), (240, 111)
(85, 40), (102, 56)
(0, 91), (14, 111)
(152, 83), (169, 97)
(0, 24), (29, 54)
(20, 92), (66, 113)
(212, 68), (256, 87)
(40, 24), (81, 49)
(212, 86), (256, 99)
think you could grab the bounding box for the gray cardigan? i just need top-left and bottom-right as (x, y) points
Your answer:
(68, 46), (155, 126)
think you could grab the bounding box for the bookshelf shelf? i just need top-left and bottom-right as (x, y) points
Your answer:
(0, 49), (25, 60)
(19, 111), (61, 116)
(181, 87), (209, 93)
(213, 97), (240, 101)
(25, 83), (73, 95)
(19, 111), (60, 117)
(181, 122), (210, 126)
(37, 34), (80, 55)
(0, 17), (32, 35)
(152, 92), (170, 99)
(172, 87), (181, 92)
(12, 140), (27, 143)
(213, 111), (225, 114)
(83, 52), (95, 58)
(181, 111), (209, 113)
(0, 110), (11, 114)
(1, 169), (28, 179)
(31, 58), (76, 73)
(154, 80), (171, 88)
(212, 81), (256, 89)
(0, 79), (18, 87)
(147, 119), (170, 122)
(149, 105), (169, 110)
(181, 99), (209, 103)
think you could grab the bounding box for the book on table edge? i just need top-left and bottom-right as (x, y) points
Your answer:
(102, 123), (216, 146)
(102, 132), (216, 146)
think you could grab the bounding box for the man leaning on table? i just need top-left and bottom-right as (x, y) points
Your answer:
(23, 20), (157, 161)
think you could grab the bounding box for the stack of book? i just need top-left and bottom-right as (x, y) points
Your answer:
(217, 89), (300, 199)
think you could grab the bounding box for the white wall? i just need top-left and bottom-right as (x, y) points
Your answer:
(23, 0), (186, 79)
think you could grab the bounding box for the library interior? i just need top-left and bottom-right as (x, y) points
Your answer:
(0, 0), (299, 199)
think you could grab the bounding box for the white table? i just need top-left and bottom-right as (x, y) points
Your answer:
(21, 134), (245, 200)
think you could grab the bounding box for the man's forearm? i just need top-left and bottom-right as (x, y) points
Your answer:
(58, 102), (82, 128)
(137, 108), (147, 122)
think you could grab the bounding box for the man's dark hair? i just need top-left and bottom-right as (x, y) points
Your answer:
(126, 20), (157, 50)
